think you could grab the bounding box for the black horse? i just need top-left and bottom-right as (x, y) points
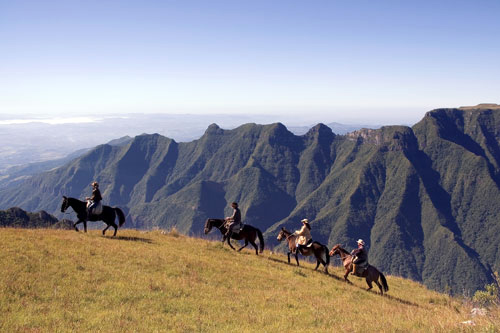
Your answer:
(61, 196), (126, 236)
(277, 228), (330, 274)
(204, 218), (265, 255)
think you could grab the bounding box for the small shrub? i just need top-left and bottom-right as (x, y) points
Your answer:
(473, 272), (500, 307)
(167, 227), (180, 238)
(473, 284), (498, 307)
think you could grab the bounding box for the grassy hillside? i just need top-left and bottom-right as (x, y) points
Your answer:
(1, 228), (498, 332)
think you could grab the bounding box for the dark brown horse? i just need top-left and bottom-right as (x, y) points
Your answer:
(204, 218), (264, 255)
(277, 228), (330, 274)
(61, 196), (126, 237)
(329, 244), (389, 295)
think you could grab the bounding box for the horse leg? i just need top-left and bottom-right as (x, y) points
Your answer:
(365, 279), (373, 292)
(295, 251), (300, 266)
(248, 239), (258, 255)
(226, 236), (236, 250)
(374, 276), (384, 295)
(317, 255), (328, 274)
(102, 224), (110, 235)
(237, 239), (248, 252)
(315, 259), (320, 270)
(375, 281), (383, 295)
(112, 223), (118, 237)
(83, 220), (88, 233)
(344, 270), (351, 283)
(287, 252), (291, 264)
(73, 220), (83, 232)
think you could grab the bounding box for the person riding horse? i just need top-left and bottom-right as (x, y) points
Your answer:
(351, 239), (368, 276)
(86, 181), (102, 218)
(224, 202), (241, 238)
(293, 218), (313, 254)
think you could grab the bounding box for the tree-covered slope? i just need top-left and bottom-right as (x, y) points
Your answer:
(0, 207), (71, 229)
(1, 107), (500, 294)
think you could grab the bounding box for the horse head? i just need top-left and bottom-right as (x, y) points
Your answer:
(204, 219), (214, 234)
(276, 227), (288, 242)
(276, 227), (287, 241)
(329, 244), (342, 257)
(61, 196), (69, 213)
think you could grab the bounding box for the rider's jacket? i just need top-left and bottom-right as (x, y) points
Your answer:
(90, 188), (102, 202)
(230, 207), (241, 224)
(351, 246), (367, 264)
(294, 225), (312, 245)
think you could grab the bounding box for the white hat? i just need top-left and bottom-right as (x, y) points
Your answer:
(357, 239), (365, 245)
(301, 218), (309, 223)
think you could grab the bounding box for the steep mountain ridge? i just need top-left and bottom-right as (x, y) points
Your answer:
(1, 107), (500, 294)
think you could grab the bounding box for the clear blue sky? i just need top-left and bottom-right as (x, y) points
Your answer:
(1, 0), (499, 124)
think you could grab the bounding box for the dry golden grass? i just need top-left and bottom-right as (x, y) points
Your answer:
(0, 228), (499, 332)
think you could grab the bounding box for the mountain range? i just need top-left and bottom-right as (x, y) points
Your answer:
(1, 105), (500, 294)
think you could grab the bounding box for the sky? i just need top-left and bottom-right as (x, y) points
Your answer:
(1, 0), (499, 125)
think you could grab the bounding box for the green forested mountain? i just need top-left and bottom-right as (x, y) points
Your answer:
(1, 106), (500, 294)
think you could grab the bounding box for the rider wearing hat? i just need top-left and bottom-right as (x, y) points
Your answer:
(86, 181), (102, 217)
(294, 218), (313, 253)
(351, 239), (368, 276)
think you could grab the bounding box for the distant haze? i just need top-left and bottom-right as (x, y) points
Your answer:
(0, 113), (384, 171)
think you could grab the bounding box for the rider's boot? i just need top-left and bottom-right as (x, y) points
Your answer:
(351, 263), (357, 276)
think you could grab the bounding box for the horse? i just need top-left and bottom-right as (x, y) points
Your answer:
(276, 227), (330, 274)
(204, 218), (264, 255)
(61, 196), (126, 237)
(329, 244), (389, 295)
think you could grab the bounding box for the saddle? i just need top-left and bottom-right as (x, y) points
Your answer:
(224, 220), (243, 234)
(87, 200), (103, 215)
(353, 261), (369, 276)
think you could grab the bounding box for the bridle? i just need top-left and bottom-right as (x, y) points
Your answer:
(277, 229), (295, 242)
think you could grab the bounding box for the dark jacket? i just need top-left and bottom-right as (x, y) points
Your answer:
(351, 246), (367, 264)
(230, 207), (241, 224)
(90, 188), (102, 203)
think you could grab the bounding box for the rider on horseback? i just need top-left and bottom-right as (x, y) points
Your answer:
(224, 202), (241, 239)
(351, 239), (368, 276)
(86, 181), (102, 218)
(294, 218), (313, 254)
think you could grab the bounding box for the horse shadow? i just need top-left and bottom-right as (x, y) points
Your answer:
(267, 256), (420, 307)
(267, 256), (343, 281)
(112, 235), (154, 244)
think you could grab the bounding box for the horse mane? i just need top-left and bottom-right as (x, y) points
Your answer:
(333, 244), (351, 255)
(205, 218), (225, 228)
(67, 197), (86, 208)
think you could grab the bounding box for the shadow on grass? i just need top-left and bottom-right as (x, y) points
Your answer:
(267, 255), (420, 307)
(111, 235), (154, 244)
(267, 256), (341, 280)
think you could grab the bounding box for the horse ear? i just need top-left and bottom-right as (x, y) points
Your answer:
(63, 195), (67, 199)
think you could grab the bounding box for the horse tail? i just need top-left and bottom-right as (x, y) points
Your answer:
(379, 272), (389, 292)
(323, 245), (330, 266)
(115, 207), (126, 227)
(256, 228), (265, 253)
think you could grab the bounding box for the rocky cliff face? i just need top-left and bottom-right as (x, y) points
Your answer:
(2, 107), (500, 294)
